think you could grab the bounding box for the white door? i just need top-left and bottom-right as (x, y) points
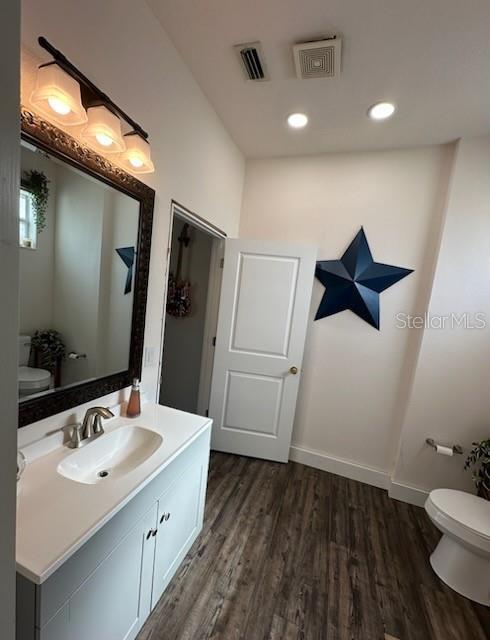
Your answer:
(209, 239), (316, 462)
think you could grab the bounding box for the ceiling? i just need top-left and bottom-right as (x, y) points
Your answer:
(147, 0), (490, 158)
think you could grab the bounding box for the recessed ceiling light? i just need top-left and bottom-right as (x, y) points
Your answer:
(368, 102), (396, 121)
(287, 112), (308, 129)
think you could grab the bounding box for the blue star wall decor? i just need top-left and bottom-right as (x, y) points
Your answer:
(116, 246), (135, 295)
(315, 228), (413, 330)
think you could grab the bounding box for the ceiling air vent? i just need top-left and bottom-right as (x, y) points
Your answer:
(293, 37), (342, 79)
(234, 42), (269, 81)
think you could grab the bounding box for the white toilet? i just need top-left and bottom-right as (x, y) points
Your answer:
(425, 488), (490, 605)
(18, 335), (51, 397)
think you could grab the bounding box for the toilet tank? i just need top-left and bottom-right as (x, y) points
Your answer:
(18, 335), (32, 366)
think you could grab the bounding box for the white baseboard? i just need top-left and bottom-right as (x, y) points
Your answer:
(289, 445), (431, 507)
(289, 444), (390, 490)
(388, 481), (429, 507)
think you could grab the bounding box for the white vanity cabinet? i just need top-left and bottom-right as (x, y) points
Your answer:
(16, 424), (211, 640)
(37, 504), (158, 640)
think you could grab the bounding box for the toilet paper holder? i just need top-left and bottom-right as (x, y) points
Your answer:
(426, 438), (463, 455)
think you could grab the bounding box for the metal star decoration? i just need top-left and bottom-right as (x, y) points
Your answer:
(315, 228), (413, 329)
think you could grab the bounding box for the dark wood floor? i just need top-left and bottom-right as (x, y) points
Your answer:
(137, 452), (489, 640)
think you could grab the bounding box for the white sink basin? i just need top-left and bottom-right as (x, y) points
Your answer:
(57, 425), (163, 485)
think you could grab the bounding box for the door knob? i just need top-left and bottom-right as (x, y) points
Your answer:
(289, 366), (298, 375)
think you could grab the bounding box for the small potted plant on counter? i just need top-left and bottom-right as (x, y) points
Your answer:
(464, 439), (490, 501)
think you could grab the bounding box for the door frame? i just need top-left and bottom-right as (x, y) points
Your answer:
(157, 201), (226, 408)
(196, 238), (225, 416)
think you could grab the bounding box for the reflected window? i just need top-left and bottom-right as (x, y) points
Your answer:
(19, 189), (37, 249)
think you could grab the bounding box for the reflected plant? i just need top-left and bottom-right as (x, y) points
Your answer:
(464, 439), (490, 500)
(21, 170), (50, 233)
(30, 330), (66, 369)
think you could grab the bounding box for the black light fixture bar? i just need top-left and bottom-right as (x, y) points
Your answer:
(38, 36), (149, 140)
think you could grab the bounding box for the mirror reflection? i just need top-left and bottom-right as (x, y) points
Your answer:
(19, 141), (139, 401)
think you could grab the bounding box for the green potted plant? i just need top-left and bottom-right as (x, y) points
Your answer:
(21, 169), (50, 233)
(30, 330), (66, 387)
(464, 439), (490, 501)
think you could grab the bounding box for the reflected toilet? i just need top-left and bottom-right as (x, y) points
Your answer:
(18, 335), (51, 397)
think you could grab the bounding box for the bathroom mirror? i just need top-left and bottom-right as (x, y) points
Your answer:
(19, 107), (154, 427)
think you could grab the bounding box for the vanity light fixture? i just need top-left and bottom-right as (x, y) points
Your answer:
(30, 37), (155, 173)
(82, 106), (126, 153)
(30, 63), (88, 126)
(367, 101), (396, 121)
(287, 112), (309, 129)
(120, 133), (155, 174)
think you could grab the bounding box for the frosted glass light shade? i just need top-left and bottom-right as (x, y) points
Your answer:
(30, 64), (88, 126)
(120, 133), (155, 174)
(81, 106), (126, 153)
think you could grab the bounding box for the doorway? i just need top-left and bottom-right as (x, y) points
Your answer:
(159, 205), (316, 463)
(159, 202), (224, 416)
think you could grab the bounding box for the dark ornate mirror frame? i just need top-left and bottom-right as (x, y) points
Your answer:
(19, 107), (155, 427)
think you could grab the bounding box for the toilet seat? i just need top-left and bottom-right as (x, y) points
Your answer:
(19, 365), (51, 392)
(425, 489), (490, 555)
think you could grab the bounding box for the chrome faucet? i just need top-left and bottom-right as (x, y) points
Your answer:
(68, 406), (115, 448)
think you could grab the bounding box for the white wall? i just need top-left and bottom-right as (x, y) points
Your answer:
(240, 146), (454, 477)
(393, 136), (490, 494)
(53, 164), (105, 385)
(0, 0), (19, 636)
(160, 219), (214, 413)
(54, 169), (140, 385)
(19, 146), (56, 333)
(19, 0), (244, 445)
(97, 190), (139, 377)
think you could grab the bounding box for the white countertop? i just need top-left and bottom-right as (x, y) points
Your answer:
(16, 403), (212, 584)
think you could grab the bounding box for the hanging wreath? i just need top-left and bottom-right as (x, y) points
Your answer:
(166, 223), (192, 318)
(21, 170), (50, 234)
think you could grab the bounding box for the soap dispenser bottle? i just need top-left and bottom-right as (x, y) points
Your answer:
(127, 378), (141, 418)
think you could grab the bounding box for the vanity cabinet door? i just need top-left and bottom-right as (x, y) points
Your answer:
(40, 503), (158, 640)
(152, 461), (205, 606)
(38, 604), (69, 640)
(138, 503), (159, 623)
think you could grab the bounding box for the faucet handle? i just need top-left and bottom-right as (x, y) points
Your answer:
(67, 423), (82, 449)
